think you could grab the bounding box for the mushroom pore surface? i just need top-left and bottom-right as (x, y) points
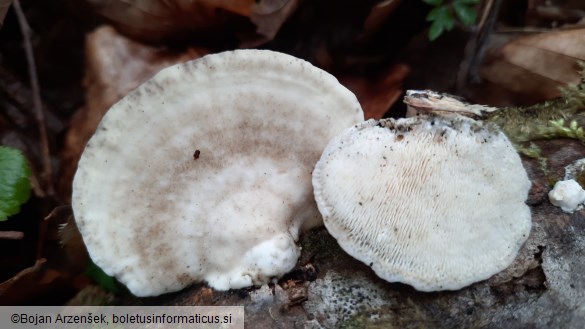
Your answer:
(312, 116), (532, 291)
(72, 49), (363, 296)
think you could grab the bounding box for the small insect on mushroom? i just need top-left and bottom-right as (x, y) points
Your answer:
(312, 110), (532, 291)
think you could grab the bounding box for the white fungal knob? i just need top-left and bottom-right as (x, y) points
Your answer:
(549, 179), (585, 213)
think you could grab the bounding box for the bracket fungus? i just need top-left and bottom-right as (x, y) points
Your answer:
(312, 116), (532, 291)
(72, 49), (363, 296)
(403, 89), (497, 118)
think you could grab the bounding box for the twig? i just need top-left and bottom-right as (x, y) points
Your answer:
(0, 65), (64, 134)
(12, 0), (53, 197)
(0, 231), (24, 240)
(456, 0), (503, 92)
(0, 1), (11, 30)
(0, 258), (46, 294)
(494, 27), (553, 33)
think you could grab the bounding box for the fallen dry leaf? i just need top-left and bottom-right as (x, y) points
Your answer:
(340, 63), (410, 119)
(357, 0), (401, 45)
(0, 0), (10, 30)
(0, 258), (67, 305)
(481, 29), (585, 103)
(83, 0), (297, 45)
(58, 26), (208, 198)
(248, 0), (299, 46)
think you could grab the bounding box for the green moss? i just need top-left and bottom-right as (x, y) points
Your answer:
(483, 65), (585, 145)
(480, 64), (585, 181)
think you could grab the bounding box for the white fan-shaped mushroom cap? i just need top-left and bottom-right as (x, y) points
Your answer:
(313, 116), (531, 291)
(72, 49), (363, 296)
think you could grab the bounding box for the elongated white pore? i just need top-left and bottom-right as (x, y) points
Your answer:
(72, 50), (363, 296)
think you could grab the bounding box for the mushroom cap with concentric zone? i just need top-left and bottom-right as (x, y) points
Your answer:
(72, 49), (364, 296)
(312, 116), (531, 291)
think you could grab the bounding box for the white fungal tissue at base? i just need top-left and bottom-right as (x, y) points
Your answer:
(549, 179), (585, 213)
(206, 234), (300, 290)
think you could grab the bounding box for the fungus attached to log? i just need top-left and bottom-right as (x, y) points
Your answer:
(72, 49), (363, 296)
(312, 116), (532, 291)
(548, 179), (585, 213)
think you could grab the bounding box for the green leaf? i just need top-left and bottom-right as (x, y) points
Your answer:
(423, 0), (443, 6)
(453, 3), (477, 26)
(0, 146), (32, 221)
(443, 10), (455, 30)
(426, 6), (455, 40)
(426, 5), (446, 21)
(428, 19), (445, 41)
(86, 259), (123, 294)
